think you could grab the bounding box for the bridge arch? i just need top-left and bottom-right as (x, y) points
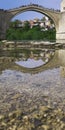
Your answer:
(11, 10), (56, 30)
(0, 4), (61, 40)
(9, 5), (60, 31)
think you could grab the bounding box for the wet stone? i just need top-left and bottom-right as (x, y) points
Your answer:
(0, 55), (65, 129)
(61, 117), (65, 122)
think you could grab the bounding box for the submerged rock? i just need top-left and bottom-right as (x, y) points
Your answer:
(0, 106), (65, 130)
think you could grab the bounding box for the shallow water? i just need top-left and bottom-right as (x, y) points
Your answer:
(0, 46), (65, 129)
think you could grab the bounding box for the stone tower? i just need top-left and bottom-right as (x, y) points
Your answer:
(56, 0), (65, 43)
(61, 0), (65, 12)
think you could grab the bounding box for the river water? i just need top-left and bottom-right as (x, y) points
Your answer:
(0, 44), (65, 129)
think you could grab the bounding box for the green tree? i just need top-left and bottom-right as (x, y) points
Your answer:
(9, 20), (22, 28)
(23, 21), (30, 31)
(6, 20), (56, 41)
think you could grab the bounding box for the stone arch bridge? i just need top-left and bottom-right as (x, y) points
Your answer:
(0, 4), (64, 43)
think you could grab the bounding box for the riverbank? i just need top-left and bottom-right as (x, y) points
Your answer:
(0, 104), (65, 130)
(0, 40), (63, 50)
(0, 68), (65, 129)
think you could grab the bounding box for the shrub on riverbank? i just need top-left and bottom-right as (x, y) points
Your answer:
(6, 25), (56, 41)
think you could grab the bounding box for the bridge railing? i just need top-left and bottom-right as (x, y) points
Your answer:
(8, 4), (60, 12)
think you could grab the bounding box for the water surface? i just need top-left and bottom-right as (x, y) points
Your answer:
(0, 45), (65, 129)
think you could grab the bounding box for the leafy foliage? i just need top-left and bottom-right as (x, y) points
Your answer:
(6, 21), (56, 41)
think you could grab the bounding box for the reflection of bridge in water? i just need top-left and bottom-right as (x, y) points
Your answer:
(0, 50), (60, 74)
(11, 50), (61, 74)
(1, 0), (65, 43)
(1, 49), (65, 78)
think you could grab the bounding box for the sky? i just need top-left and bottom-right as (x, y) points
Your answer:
(0, 0), (61, 21)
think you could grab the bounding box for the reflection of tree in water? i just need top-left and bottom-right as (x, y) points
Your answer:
(0, 48), (55, 62)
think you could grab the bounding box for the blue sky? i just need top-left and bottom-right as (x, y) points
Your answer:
(0, 0), (61, 20)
